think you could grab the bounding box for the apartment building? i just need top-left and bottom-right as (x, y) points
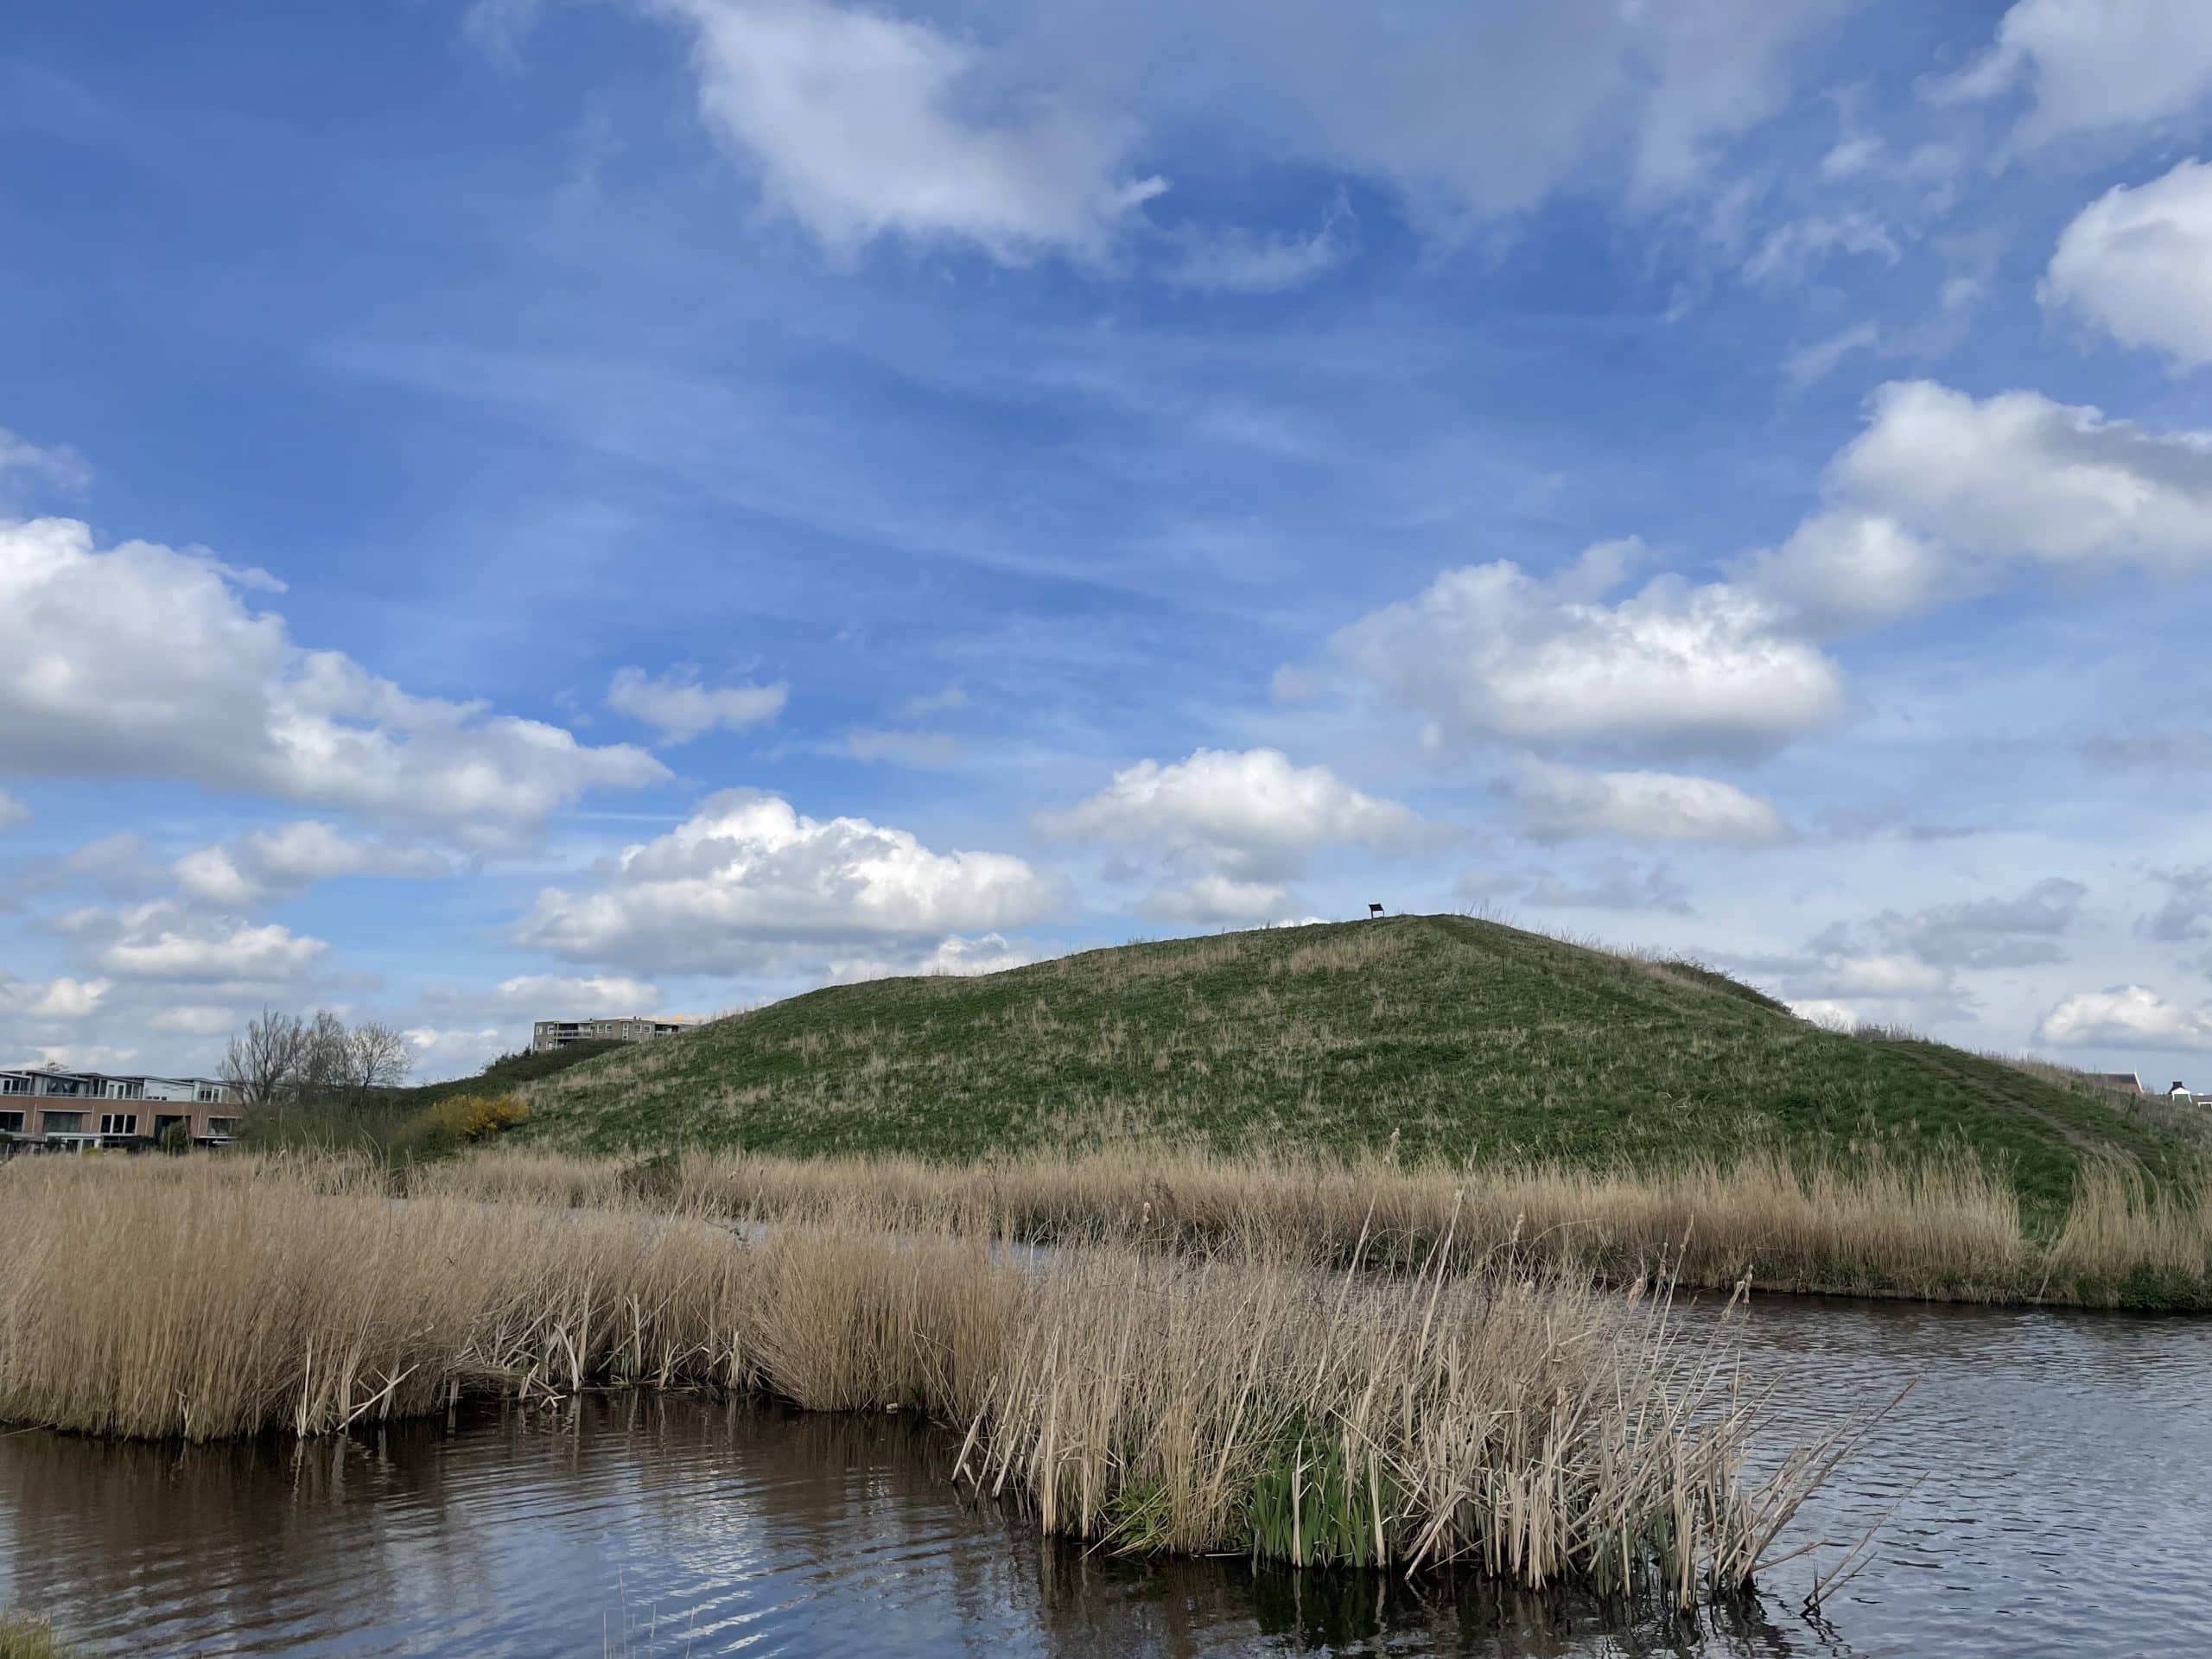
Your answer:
(531, 1015), (692, 1054)
(0, 1065), (241, 1149)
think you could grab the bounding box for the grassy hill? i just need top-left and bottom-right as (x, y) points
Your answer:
(515, 914), (2188, 1217)
(386, 1039), (624, 1109)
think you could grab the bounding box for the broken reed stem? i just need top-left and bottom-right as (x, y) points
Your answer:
(0, 1154), (1852, 1601)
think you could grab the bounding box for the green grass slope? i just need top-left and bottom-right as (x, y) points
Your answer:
(385, 1039), (625, 1109)
(517, 914), (2187, 1216)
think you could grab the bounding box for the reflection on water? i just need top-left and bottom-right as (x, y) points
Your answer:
(3, 1296), (2209, 1657)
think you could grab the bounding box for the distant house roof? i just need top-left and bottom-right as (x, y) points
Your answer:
(2090, 1071), (2144, 1094)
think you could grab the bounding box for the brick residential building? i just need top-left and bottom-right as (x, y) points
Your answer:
(0, 1065), (241, 1149)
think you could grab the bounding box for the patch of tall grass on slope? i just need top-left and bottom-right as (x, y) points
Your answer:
(0, 1156), (1850, 1596)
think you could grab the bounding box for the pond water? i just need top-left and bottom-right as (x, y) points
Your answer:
(3, 1294), (2209, 1657)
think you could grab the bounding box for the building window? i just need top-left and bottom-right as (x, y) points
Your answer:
(41, 1111), (86, 1135)
(206, 1116), (238, 1138)
(1, 1075), (25, 1095)
(0, 1111), (22, 1134)
(99, 1113), (138, 1136)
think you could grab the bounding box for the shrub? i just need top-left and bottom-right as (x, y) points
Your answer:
(392, 1092), (529, 1160)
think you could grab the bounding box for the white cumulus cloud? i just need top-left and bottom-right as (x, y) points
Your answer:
(100, 920), (329, 983)
(1788, 997), (1859, 1031)
(1741, 379), (2212, 632)
(516, 788), (1056, 974)
(1038, 747), (1429, 880)
(1510, 759), (1789, 844)
(1321, 553), (1843, 760)
(2046, 157), (2212, 368)
(0, 973), (112, 1021)
(0, 518), (667, 844)
(1834, 381), (2212, 575)
(493, 972), (665, 1014)
(1807, 952), (1955, 1000)
(173, 822), (454, 906)
(2039, 984), (2212, 1052)
(652, 0), (1166, 264)
(823, 931), (1038, 984)
(1141, 874), (1294, 925)
(404, 1025), (509, 1079)
(1929, 0), (2212, 148)
(607, 664), (787, 744)
(1739, 510), (1950, 632)
(67, 901), (332, 984)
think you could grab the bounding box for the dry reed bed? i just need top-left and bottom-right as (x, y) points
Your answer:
(0, 1155), (753, 1439)
(425, 1143), (2212, 1308)
(0, 1155), (1844, 1597)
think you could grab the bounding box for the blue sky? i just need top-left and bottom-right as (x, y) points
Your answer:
(6, 0), (2212, 1082)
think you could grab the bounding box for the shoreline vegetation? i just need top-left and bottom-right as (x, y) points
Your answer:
(0, 1614), (76, 1659)
(417, 1141), (2212, 1312)
(0, 1154), (1859, 1602)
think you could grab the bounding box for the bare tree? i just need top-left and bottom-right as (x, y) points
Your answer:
(222, 1008), (413, 1112)
(342, 1020), (412, 1107)
(298, 1010), (352, 1103)
(220, 1008), (310, 1108)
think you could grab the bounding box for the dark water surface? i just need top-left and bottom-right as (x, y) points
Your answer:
(3, 1296), (2209, 1657)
